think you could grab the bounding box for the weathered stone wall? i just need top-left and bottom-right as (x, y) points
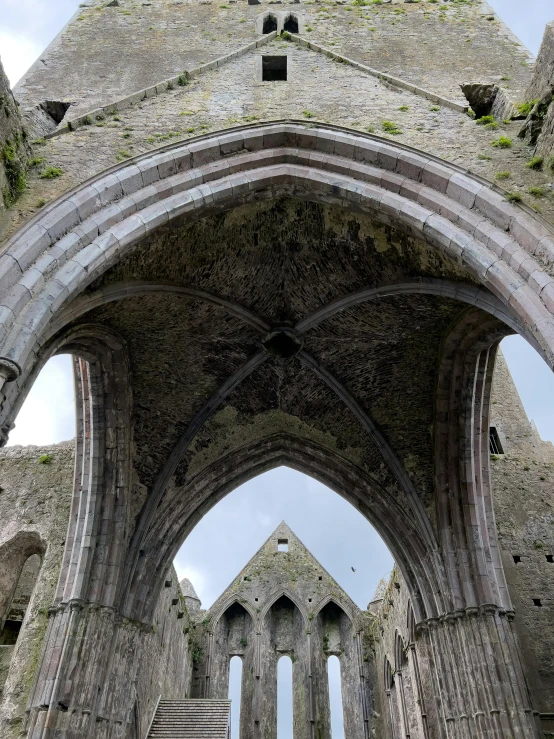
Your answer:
(4, 0), (553, 240)
(0, 57), (28, 239)
(490, 352), (554, 729)
(525, 23), (554, 164)
(135, 573), (195, 738)
(197, 523), (372, 739)
(375, 351), (554, 736)
(13, 0), (532, 121)
(0, 441), (195, 739)
(0, 442), (73, 738)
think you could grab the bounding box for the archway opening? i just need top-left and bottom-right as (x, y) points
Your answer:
(328, 656), (344, 739)
(283, 14), (299, 33)
(6, 353), (75, 447)
(228, 655), (243, 739)
(277, 655), (293, 739)
(262, 14), (277, 33)
(0, 553), (41, 646)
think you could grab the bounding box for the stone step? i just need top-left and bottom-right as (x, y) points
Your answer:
(148, 699), (231, 739)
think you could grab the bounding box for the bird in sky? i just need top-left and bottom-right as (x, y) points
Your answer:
(351, 567), (356, 572)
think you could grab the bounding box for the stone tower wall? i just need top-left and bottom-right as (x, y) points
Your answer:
(0, 57), (29, 238)
(4, 0), (554, 240)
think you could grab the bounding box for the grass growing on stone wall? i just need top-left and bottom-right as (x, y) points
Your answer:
(528, 186), (545, 197)
(39, 166), (64, 179)
(516, 100), (538, 117)
(382, 120), (402, 134)
(38, 454), (52, 464)
(495, 171), (511, 180)
(526, 155), (543, 171)
(2, 139), (27, 207)
(491, 136), (512, 149)
(505, 191), (522, 203)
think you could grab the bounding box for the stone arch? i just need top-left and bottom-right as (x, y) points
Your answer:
(0, 532), (45, 639)
(0, 531), (46, 645)
(209, 601), (255, 707)
(131, 435), (444, 625)
(209, 595), (258, 629)
(261, 594), (307, 738)
(313, 599), (367, 739)
(261, 12), (278, 34)
(313, 594), (359, 632)
(283, 12), (300, 34)
(260, 587), (309, 626)
(1, 122), (553, 409)
(1, 121), (552, 738)
(20, 324), (134, 739)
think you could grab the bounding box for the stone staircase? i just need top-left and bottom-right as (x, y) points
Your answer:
(147, 699), (231, 738)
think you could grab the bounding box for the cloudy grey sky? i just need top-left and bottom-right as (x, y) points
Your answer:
(2, 0), (554, 615)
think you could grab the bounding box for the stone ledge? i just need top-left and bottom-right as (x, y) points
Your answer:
(46, 33), (279, 140)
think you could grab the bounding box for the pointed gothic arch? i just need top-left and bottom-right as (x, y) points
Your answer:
(1, 121), (551, 738)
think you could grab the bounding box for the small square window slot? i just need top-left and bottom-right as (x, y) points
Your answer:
(546, 554), (554, 563)
(489, 426), (504, 455)
(255, 597), (259, 602)
(532, 598), (542, 607)
(262, 56), (287, 81)
(318, 576), (322, 581)
(278, 539), (288, 552)
(512, 555), (521, 564)
(308, 598), (312, 603)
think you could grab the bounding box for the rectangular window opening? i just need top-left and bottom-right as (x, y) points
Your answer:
(489, 426), (504, 455)
(532, 598), (542, 607)
(278, 539), (289, 552)
(513, 555), (521, 564)
(546, 554), (554, 563)
(262, 55), (287, 81)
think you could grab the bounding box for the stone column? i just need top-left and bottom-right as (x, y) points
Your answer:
(416, 608), (538, 739)
(25, 602), (145, 739)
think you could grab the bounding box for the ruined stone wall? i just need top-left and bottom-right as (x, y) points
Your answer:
(135, 573), (195, 738)
(0, 441), (195, 739)
(197, 523), (371, 739)
(0, 57), (28, 239)
(0, 442), (73, 738)
(490, 352), (554, 729)
(375, 351), (554, 736)
(13, 0), (532, 121)
(525, 22), (554, 164)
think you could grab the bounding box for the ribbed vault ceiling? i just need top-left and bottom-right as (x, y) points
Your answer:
(74, 196), (491, 519)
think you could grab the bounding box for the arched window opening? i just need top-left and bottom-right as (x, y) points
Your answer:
(277, 655), (293, 739)
(6, 354), (75, 447)
(327, 655), (345, 739)
(228, 655), (243, 739)
(0, 553), (41, 645)
(283, 14), (299, 33)
(263, 14), (277, 33)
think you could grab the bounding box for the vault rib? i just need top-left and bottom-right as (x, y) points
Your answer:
(298, 348), (437, 547)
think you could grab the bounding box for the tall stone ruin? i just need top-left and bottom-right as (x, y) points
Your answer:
(0, 0), (554, 737)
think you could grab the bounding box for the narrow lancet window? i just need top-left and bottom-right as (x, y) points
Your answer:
(489, 426), (504, 455)
(284, 14), (299, 33)
(263, 14), (277, 33)
(228, 655), (243, 738)
(328, 655), (345, 739)
(277, 655), (293, 739)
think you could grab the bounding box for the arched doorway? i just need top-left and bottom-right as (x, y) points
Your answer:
(1, 122), (553, 739)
